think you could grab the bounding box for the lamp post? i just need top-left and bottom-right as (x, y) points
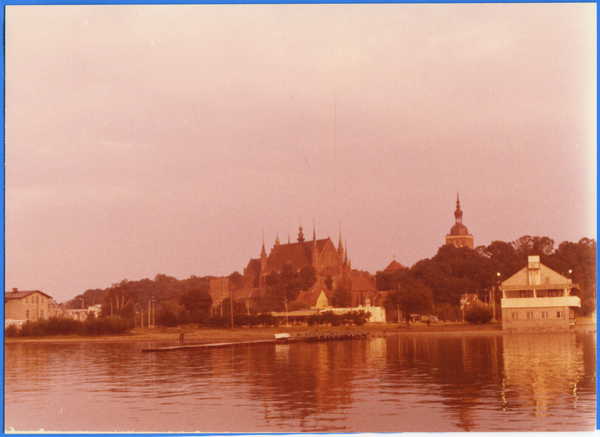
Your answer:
(494, 272), (500, 322)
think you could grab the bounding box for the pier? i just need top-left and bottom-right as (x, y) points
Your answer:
(141, 332), (369, 352)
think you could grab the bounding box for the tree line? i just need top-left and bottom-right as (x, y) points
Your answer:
(62, 235), (595, 327)
(377, 236), (596, 322)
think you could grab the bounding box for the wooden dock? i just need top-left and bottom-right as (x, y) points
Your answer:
(141, 332), (369, 352)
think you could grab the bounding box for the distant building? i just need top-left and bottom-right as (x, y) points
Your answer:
(5, 288), (53, 322)
(445, 194), (474, 249)
(211, 225), (363, 309)
(382, 259), (405, 275)
(499, 255), (581, 331)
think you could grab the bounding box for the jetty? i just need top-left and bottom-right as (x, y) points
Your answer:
(141, 332), (369, 352)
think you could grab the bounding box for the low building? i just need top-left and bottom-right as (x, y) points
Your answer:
(5, 288), (53, 322)
(500, 256), (581, 331)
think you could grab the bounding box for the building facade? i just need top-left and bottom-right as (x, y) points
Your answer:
(445, 194), (474, 249)
(211, 225), (382, 311)
(500, 256), (581, 331)
(5, 288), (53, 322)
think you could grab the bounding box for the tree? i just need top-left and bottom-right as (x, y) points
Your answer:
(264, 264), (318, 311)
(180, 288), (213, 322)
(156, 300), (189, 327)
(464, 305), (493, 324)
(101, 280), (137, 320)
(228, 271), (244, 288)
(297, 266), (317, 292)
(331, 286), (352, 308)
(324, 275), (333, 291)
(385, 277), (433, 322)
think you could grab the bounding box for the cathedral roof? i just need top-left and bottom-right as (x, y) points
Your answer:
(265, 239), (331, 273)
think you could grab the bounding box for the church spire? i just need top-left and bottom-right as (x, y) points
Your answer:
(454, 192), (463, 224)
(337, 222), (344, 256)
(260, 231), (267, 271)
(312, 219), (317, 247)
(275, 231), (280, 247)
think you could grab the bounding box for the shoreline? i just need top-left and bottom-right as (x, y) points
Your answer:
(5, 319), (595, 344)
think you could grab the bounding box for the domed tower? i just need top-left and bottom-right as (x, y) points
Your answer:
(445, 194), (474, 249)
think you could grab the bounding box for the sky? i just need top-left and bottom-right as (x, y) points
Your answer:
(5, 3), (597, 303)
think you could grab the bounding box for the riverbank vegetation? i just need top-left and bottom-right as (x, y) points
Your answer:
(58, 235), (595, 328)
(379, 236), (596, 322)
(5, 316), (133, 338)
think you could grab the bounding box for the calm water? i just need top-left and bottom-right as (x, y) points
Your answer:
(4, 332), (596, 432)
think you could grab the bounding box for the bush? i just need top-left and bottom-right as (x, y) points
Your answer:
(5, 324), (20, 337)
(464, 305), (493, 324)
(82, 316), (133, 335)
(16, 316), (133, 337)
(307, 310), (371, 326)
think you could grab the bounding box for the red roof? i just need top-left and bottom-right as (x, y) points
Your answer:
(383, 260), (405, 274)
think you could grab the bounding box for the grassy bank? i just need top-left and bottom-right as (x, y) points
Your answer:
(5, 319), (595, 344)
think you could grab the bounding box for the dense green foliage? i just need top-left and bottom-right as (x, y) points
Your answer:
(6, 316), (133, 337)
(378, 236), (596, 318)
(383, 277), (434, 322)
(307, 310), (371, 326)
(464, 305), (494, 324)
(264, 264), (317, 311)
(55, 235), (594, 328)
(331, 286), (352, 308)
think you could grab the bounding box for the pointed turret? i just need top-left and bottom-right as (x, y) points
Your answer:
(337, 223), (344, 257)
(297, 225), (305, 243)
(454, 192), (463, 224)
(260, 232), (267, 271)
(275, 232), (280, 247)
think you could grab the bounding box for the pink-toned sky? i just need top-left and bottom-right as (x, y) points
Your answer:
(5, 4), (596, 303)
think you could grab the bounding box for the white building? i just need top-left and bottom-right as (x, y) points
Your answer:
(500, 256), (580, 331)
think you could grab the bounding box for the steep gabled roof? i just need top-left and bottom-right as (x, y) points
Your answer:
(245, 258), (261, 276)
(5, 290), (53, 300)
(265, 238), (333, 273)
(296, 289), (330, 308)
(383, 260), (405, 274)
(501, 263), (573, 288)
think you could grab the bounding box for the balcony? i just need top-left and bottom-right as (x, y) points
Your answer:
(501, 295), (581, 309)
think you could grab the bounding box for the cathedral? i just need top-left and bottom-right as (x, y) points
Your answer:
(445, 194), (474, 249)
(211, 224), (379, 310)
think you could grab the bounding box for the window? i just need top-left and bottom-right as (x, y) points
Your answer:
(549, 290), (562, 297)
(511, 312), (518, 319)
(40, 310), (43, 318)
(520, 290), (533, 298)
(541, 311), (548, 319)
(26, 310), (29, 319)
(527, 312), (534, 319)
(557, 311), (563, 318)
(25, 298), (28, 304)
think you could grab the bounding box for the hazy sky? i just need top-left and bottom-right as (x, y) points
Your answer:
(5, 4), (596, 303)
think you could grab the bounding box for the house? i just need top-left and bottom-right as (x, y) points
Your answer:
(5, 288), (53, 322)
(499, 255), (581, 331)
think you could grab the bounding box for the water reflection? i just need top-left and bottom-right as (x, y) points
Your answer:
(4, 333), (596, 433)
(502, 332), (596, 430)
